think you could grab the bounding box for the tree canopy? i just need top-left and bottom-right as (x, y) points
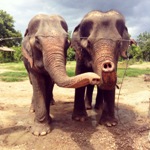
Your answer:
(0, 10), (22, 47)
(136, 32), (150, 61)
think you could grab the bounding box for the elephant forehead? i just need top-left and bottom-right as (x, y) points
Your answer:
(107, 10), (120, 16)
(85, 10), (122, 19)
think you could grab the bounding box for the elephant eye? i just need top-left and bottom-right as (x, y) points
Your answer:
(117, 40), (122, 48)
(87, 40), (91, 48)
(35, 36), (41, 49)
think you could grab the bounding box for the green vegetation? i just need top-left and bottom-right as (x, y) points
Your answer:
(0, 10), (150, 63)
(0, 62), (28, 82)
(0, 10), (22, 63)
(0, 61), (149, 82)
(117, 68), (150, 78)
(0, 71), (27, 82)
(0, 10), (149, 82)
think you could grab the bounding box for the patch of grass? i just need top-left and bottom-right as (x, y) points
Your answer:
(0, 62), (25, 71)
(0, 71), (28, 82)
(0, 61), (149, 82)
(66, 61), (76, 77)
(117, 68), (150, 78)
(67, 68), (75, 77)
(0, 62), (28, 82)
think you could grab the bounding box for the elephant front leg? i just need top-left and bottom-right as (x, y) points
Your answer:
(29, 72), (52, 136)
(99, 89), (118, 127)
(72, 86), (88, 122)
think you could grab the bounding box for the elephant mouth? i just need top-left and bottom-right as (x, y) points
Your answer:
(100, 71), (117, 90)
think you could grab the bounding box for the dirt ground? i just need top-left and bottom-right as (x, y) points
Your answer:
(0, 65), (150, 150)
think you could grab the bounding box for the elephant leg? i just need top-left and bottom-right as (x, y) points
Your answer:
(99, 89), (118, 127)
(50, 83), (55, 105)
(45, 76), (54, 111)
(94, 87), (104, 110)
(85, 85), (94, 109)
(30, 81), (55, 113)
(29, 71), (52, 136)
(72, 86), (87, 122)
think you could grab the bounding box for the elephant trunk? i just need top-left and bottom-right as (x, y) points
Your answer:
(43, 45), (101, 88)
(94, 41), (117, 90)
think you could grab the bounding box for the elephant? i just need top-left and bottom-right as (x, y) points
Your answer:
(71, 10), (133, 126)
(21, 14), (101, 136)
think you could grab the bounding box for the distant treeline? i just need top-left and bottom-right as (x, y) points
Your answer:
(0, 10), (149, 63)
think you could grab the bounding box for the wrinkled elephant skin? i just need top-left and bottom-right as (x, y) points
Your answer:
(71, 10), (131, 126)
(22, 14), (101, 136)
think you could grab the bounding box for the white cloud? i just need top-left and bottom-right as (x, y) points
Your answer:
(0, 0), (149, 38)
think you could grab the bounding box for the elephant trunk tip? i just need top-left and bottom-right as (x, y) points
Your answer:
(55, 72), (101, 88)
(87, 73), (101, 85)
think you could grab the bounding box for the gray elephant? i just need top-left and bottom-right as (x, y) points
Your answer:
(22, 14), (101, 136)
(71, 10), (132, 126)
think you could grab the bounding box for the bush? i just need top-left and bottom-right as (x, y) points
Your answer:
(67, 47), (75, 61)
(13, 46), (22, 62)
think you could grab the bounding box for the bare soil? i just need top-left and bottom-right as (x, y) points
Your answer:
(0, 66), (150, 149)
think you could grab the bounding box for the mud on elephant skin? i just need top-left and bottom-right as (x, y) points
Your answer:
(71, 10), (134, 126)
(22, 14), (101, 136)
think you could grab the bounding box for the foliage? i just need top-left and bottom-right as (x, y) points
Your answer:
(67, 31), (75, 61)
(0, 10), (22, 63)
(0, 10), (22, 47)
(67, 47), (75, 61)
(129, 44), (143, 61)
(136, 32), (150, 61)
(13, 46), (22, 62)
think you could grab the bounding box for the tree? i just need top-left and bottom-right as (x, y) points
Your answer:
(0, 10), (22, 62)
(137, 32), (150, 61)
(129, 44), (142, 61)
(67, 31), (75, 61)
(0, 10), (22, 47)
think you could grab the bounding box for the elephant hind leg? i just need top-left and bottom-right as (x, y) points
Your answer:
(85, 85), (94, 109)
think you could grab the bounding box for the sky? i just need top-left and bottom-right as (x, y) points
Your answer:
(0, 0), (150, 39)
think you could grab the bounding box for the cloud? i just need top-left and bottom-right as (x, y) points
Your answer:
(0, 0), (149, 39)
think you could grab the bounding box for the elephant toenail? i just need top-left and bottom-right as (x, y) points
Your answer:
(106, 122), (112, 127)
(40, 131), (47, 136)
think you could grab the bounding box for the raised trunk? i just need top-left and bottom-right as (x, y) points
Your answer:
(43, 46), (101, 88)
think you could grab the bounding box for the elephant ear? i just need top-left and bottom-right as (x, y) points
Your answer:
(120, 26), (130, 59)
(22, 29), (34, 68)
(71, 24), (83, 60)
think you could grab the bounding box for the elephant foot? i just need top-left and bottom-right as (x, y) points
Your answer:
(99, 116), (118, 127)
(30, 118), (52, 136)
(72, 110), (88, 122)
(94, 104), (100, 110)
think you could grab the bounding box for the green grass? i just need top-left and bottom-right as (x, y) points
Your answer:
(0, 71), (28, 82)
(0, 62), (28, 82)
(117, 68), (150, 78)
(0, 61), (149, 82)
(0, 62), (25, 71)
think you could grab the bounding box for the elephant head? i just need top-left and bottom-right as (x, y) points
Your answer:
(71, 10), (131, 90)
(22, 14), (100, 88)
